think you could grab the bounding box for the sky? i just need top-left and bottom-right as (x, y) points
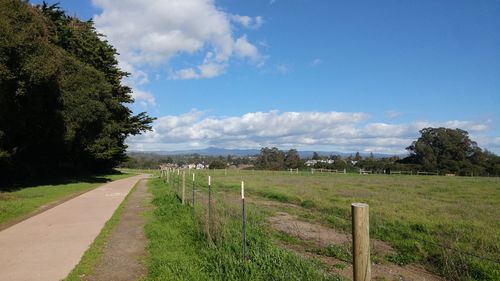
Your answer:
(32, 0), (500, 154)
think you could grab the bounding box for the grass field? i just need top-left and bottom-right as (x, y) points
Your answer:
(161, 169), (499, 280)
(0, 172), (133, 227)
(145, 176), (341, 280)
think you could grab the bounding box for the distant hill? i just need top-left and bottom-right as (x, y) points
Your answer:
(152, 147), (260, 157)
(130, 147), (403, 158)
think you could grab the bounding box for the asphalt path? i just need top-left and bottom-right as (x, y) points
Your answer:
(0, 174), (148, 281)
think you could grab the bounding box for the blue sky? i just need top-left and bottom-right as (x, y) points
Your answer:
(33, 0), (500, 154)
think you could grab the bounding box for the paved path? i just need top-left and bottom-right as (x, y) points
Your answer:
(0, 174), (148, 281)
(86, 179), (151, 281)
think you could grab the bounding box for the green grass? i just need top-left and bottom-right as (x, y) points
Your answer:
(311, 244), (352, 263)
(64, 179), (140, 281)
(144, 177), (341, 281)
(187, 169), (500, 281)
(0, 172), (132, 227)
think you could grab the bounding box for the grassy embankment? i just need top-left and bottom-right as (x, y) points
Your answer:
(144, 176), (341, 281)
(178, 169), (499, 281)
(0, 172), (133, 227)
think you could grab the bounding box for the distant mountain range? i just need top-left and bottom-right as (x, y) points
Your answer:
(129, 147), (404, 158)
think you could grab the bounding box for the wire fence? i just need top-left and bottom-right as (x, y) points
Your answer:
(158, 167), (500, 278)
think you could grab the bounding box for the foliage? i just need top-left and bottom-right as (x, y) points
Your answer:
(255, 147), (305, 170)
(208, 158), (226, 169)
(284, 149), (303, 169)
(0, 1), (153, 186)
(403, 127), (499, 175)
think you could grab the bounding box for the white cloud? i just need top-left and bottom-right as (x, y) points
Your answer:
(92, 0), (263, 81)
(231, 15), (263, 29)
(311, 59), (322, 66)
(385, 110), (402, 119)
(443, 120), (490, 132)
(131, 89), (156, 108)
(127, 110), (497, 153)
(171, 62), (226, 80)
(234, 35), (263, 64)
(276, 64), (289, 74)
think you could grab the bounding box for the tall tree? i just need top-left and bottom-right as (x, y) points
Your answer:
(0, 0), (153, 184)
(256, 147), (286, 170)
(284, 149), (302, 169)
(354, 152), (362, 161)
(405, 127), (482, 173)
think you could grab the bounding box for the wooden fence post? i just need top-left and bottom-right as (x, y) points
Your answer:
(352, 203), (370, 281)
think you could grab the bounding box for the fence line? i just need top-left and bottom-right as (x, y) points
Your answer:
(162, 167), (500, 281)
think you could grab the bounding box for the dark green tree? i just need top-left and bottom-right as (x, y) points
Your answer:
(255, 147), (286, 170)
(312, 152), (320, 160)
(405, 127), (482, 174)
(284, 149), (302, 169)
(0, 0), (153, 184)
(209, 159), (226, 169)
(354, 152), (362, 161)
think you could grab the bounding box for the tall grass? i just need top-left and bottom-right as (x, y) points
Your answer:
(187, 169), (500, 280)
(144, 177), (341, 281)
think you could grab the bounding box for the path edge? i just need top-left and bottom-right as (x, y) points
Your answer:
(0, 174), (136, 232)
(63, 177), (147, 281)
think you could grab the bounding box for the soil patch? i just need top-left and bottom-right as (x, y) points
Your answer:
(269, 212), (444, 281)
(85, 179), (151, 281)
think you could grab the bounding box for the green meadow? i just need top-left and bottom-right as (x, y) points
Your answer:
(154, 169), (499, 280)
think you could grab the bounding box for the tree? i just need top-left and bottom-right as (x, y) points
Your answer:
(284, 149), (302, 169)
(209, 159), (226, 169)
(354, 152), (362, 161)
(255, 147), (286, 170)
(312, 152), (320, 160)
(0, 1), (153, 184)
(405, 127), (482, 174)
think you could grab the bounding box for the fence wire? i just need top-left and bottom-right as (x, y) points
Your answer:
(160, 169), (500, 267)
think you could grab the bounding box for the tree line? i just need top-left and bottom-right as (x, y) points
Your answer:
(123, 128), (499, 176)
(254, 128), (500, 176)
(0, 1), (153, 186)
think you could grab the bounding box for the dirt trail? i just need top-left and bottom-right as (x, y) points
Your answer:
(86, 179), (151, 281)
(269, 212), (444, 281)
(184, 189), (445, 280)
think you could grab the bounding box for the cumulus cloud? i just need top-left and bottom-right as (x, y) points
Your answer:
(92, 0), (263, 81)
(131, 89), (156, 108)
(127, 110), (495, 153)
(231, 15), (263, 29)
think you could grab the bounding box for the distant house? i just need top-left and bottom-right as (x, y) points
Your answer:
(305, 159), (334, 167)
(305, 160), (317, 166)
(196, 163), (206, 170)
(159, 163), (177, 169)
